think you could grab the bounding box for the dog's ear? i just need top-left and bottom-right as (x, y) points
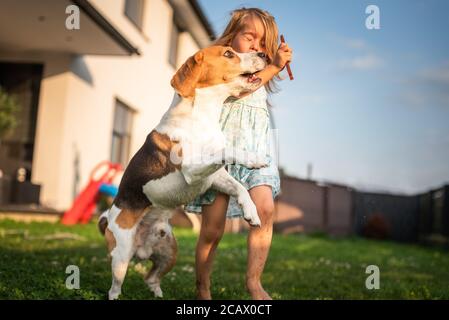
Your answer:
(170, 51), (204, 98)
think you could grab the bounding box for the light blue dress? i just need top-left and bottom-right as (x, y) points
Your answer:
(184, 86), (281, 218)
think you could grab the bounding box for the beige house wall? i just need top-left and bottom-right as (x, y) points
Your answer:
(1, 0), (205, 210)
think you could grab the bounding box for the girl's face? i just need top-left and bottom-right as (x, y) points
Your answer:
(231, 16), (266, 54)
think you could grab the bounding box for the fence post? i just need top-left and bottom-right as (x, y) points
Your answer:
(322, 185), (329, 232)
(444, 186), (449, 248)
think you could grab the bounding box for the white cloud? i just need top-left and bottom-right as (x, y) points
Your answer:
(333, 35), (368, 50)
(331, 36), (383, 71)
(343, 38), (367, 50)
(399, 61), (449, 107)
(399, 91), (428, 107)
(418, 61), (449, 85)
(338, 54), (384, 71)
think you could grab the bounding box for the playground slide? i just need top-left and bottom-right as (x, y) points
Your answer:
(61, 161), (121, 225)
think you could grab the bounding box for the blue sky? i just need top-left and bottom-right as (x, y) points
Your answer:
(197, 0), (449, 194)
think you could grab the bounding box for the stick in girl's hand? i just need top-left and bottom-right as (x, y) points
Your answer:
(280, 34), (294, 80)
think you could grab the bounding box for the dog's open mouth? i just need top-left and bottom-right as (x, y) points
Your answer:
(241, 72), (261, 84)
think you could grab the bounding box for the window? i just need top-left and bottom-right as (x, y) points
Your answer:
(169, 20), (181, 68)
(111, 100), (133, 167)
(125, 0), (145, 30)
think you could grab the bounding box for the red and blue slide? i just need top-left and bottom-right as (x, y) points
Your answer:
(61, 161), (122, 225)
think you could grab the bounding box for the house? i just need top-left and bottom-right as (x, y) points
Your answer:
(0, 0), (215, 216)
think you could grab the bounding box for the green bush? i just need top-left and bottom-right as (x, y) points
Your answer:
(0, 86), (20, 139)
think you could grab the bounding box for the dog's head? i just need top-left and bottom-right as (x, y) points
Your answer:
(171, 46), (267, 99)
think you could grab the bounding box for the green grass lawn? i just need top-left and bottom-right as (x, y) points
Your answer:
(0, 219), (448, 300)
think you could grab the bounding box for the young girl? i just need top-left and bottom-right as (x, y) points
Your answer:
(185, 7), (292, 300)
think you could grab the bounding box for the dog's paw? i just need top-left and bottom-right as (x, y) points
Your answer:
(241, 199), (261, 227)
(108, 289), (121, 300)
(245, 154), (269, 169)
(148, 282), (163, 298)
(153, 287), (163, 298)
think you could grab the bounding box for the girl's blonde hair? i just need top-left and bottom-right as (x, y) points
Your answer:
(214, 7), (280, 95)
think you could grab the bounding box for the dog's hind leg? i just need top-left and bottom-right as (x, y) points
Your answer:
(145, 236), (177, 298)
(107, 206), (146, 300)
(109, 246), (133, 300)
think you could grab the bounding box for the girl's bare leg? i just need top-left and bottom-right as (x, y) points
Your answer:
(195, 192), (229, 299)
(246, 185), (275, 300)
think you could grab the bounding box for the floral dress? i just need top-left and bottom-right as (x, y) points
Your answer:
(184, 86), (281, 218)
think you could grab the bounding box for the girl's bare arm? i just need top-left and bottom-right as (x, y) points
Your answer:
(238, 43), (292, 98)
(237, 65), (281, 98)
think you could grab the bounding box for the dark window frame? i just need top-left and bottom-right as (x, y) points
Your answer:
(124, 0), (145, 31)
(169, 18), (183, 68)
(110, 99), (134, 167)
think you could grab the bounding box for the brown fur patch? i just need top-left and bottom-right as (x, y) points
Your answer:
(171, 46), (244, 98)
(167, 236), (178, 273)
(161, 236), (178, 276)
(113, 130), (182, 210)
(98, 216), (108, 235)
(115, 208), (146, 229)
(104, 228), (116, 253)
(170, 51), (204, 98)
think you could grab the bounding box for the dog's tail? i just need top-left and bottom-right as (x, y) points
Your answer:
(98, 209), (109, 235)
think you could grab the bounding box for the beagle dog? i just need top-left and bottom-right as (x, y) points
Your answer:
(98, 46), (267, 300)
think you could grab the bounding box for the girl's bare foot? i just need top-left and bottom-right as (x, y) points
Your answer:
(196, 288), (212, 300)
(246, 280), (273, 300)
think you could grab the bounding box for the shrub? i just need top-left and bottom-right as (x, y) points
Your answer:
(363, 213), (391, 240)
(0, 86), (20, 139)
